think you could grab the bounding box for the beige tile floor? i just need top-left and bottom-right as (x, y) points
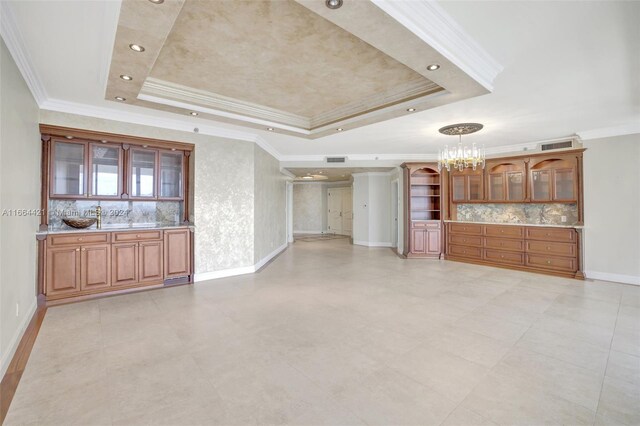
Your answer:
(5, 238), (640, 425)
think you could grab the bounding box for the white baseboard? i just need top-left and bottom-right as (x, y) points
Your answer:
(353, 240), (393, 247)
(585, 270), (640, 286)
(194, 242), (288, 283)
(0, 298), (37, 378)
(293, 230), (325, 235)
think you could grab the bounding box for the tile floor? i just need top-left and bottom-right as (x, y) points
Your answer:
(5, 238), (640, 425)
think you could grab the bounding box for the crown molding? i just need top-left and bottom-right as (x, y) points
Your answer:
(577, 123), (640, 141)
(40, 98), (284, 160)
(371, 0), (503, 92)
(0, 1), (48, 105)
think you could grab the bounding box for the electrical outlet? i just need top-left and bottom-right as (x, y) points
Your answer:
(561, 215), (567, 223)
(16, 303), (19, 317)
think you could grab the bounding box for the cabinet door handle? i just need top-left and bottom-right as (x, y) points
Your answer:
(75, 248), (80, 252)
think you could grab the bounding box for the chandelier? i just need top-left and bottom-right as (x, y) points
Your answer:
(437, 123), (485, 172)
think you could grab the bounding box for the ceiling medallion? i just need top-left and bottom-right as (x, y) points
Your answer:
(437, 123), (485, 172)
(325, 0), (343, 10)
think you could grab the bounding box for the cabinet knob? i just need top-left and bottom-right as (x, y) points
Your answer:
(82, 248), (86, 251)
(463, 239), (467, 242)
(136, 234), (141, 238)
(546, 233), (551, 236)
(501, 230), (504, 233)
(547, 246), (551, 250)
(75, 248), (80, 252)
(77, 238), (83, 241)
(500, 242), (504, 246)
(547, 260), (552, 264)
(501, 255), (505, 258)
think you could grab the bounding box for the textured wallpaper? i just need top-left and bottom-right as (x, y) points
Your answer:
(193, 138), (255, 272)
(253, 145), (287, 261)
(292, 183), (324, 233)
(456, 203), (579, 225)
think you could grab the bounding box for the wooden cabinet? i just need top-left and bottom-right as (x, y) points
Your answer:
(164, 228), (191, 278)
(43, 227), (191, 302)
(46, 246), (81, 296)
(80, 244), (111, 291)
(446, 222), (582, 278)
(402, 163), (442, 258)
(451, 168), (483, 202)
(529, 155), (578, 202)
(111, 243), (139, 287)
(485, 160), (526, 202)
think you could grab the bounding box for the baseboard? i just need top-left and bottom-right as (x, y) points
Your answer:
(293, 230), (325, 235)
(0, 298), (37, 378)
(353, 240), (393, 247)
(194, 242), (288, 283)
(585, 270), (640, 286)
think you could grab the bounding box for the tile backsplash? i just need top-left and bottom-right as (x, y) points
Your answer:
(456, 203), (578, 225)
(48, 200), (183, 229)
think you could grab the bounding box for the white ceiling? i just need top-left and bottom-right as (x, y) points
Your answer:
(3, 0), (639, 158)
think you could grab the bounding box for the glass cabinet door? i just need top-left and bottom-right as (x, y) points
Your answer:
(531, 170), (551, 201)
(51, 141), (86, 197)
(554, 169), (575, 200)
(452, 176), (465, 201)
(89, 144), (121, 198)
(130, 149), (157, 198)
(468, 175), (483, 201)
(488, 174), (504, 201)
(506, 172), (524, 201)
(159, 151), (183, 199)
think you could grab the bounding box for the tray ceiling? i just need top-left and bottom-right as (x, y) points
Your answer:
(105, 0), (494, 138)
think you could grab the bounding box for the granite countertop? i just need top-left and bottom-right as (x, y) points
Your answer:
(37, 223), (194, 236)
(443, 220), (583, 229)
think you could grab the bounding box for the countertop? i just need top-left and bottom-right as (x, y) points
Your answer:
(36, 223), (194, 236)
(443, 220), (583, 229)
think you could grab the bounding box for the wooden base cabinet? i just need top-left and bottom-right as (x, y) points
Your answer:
(42, 227), (192, 302)
(445, 222), (583, 279)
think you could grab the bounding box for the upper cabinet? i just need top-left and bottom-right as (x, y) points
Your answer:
(49, 137), (185, 201)
(51, 139), (87, 198)
(485, 159), (526, 202)
(451, 168), (484, 202)
(529, 155), (577, 202)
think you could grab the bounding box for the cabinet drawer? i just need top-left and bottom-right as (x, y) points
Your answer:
(412, 221), (440, 229)
(526, 240), (576, 257)
(48, 232), (110, 246)
(484, 249), (524, 265)
(484, 225), (524, 239)
(484, 237), (524, 252)
(113, 230), (163, 242)
(448, 223), (483, 235)
(526, 227), (576, 242)
(448, 244), (482, 259)
(448, 234), (482, 247)
(525, 254), (577, 272)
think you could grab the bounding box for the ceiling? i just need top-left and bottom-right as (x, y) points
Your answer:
(287, 167), (393, 182)
(2, 0), (639, 159)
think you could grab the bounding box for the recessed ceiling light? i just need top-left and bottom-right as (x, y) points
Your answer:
(407, 108), (416, 112)
(114, 96), (126, 102)
(65, 135), (74, 139)
(129, 44), (145, 52)
(336, 128), (344, 132)
(148, 0), (164, 3)
(267, 127), (274, 131)
(120, 75), (133, 81)
(325, 0), (343, 9)
(302, 176), (313, 179)
(427, 64), (440, 71)
(189, 111), (198, 116)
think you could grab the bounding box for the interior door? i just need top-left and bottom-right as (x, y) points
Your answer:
(327, 188), (343, 234)
(342, 188), (353, 237)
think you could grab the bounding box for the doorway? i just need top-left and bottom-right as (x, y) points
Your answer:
(327, 187), (352, 236)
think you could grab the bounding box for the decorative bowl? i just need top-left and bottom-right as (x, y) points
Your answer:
(62, 217), (97, 229)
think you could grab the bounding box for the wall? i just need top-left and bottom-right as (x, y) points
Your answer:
(38, 110), (286, 278)
(254, 144), (287, 263)
(292, 182), (324, 233)
(583, 134), (640, 284)
(352, 172), (393, 247)
(0, 39), (41, 376)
